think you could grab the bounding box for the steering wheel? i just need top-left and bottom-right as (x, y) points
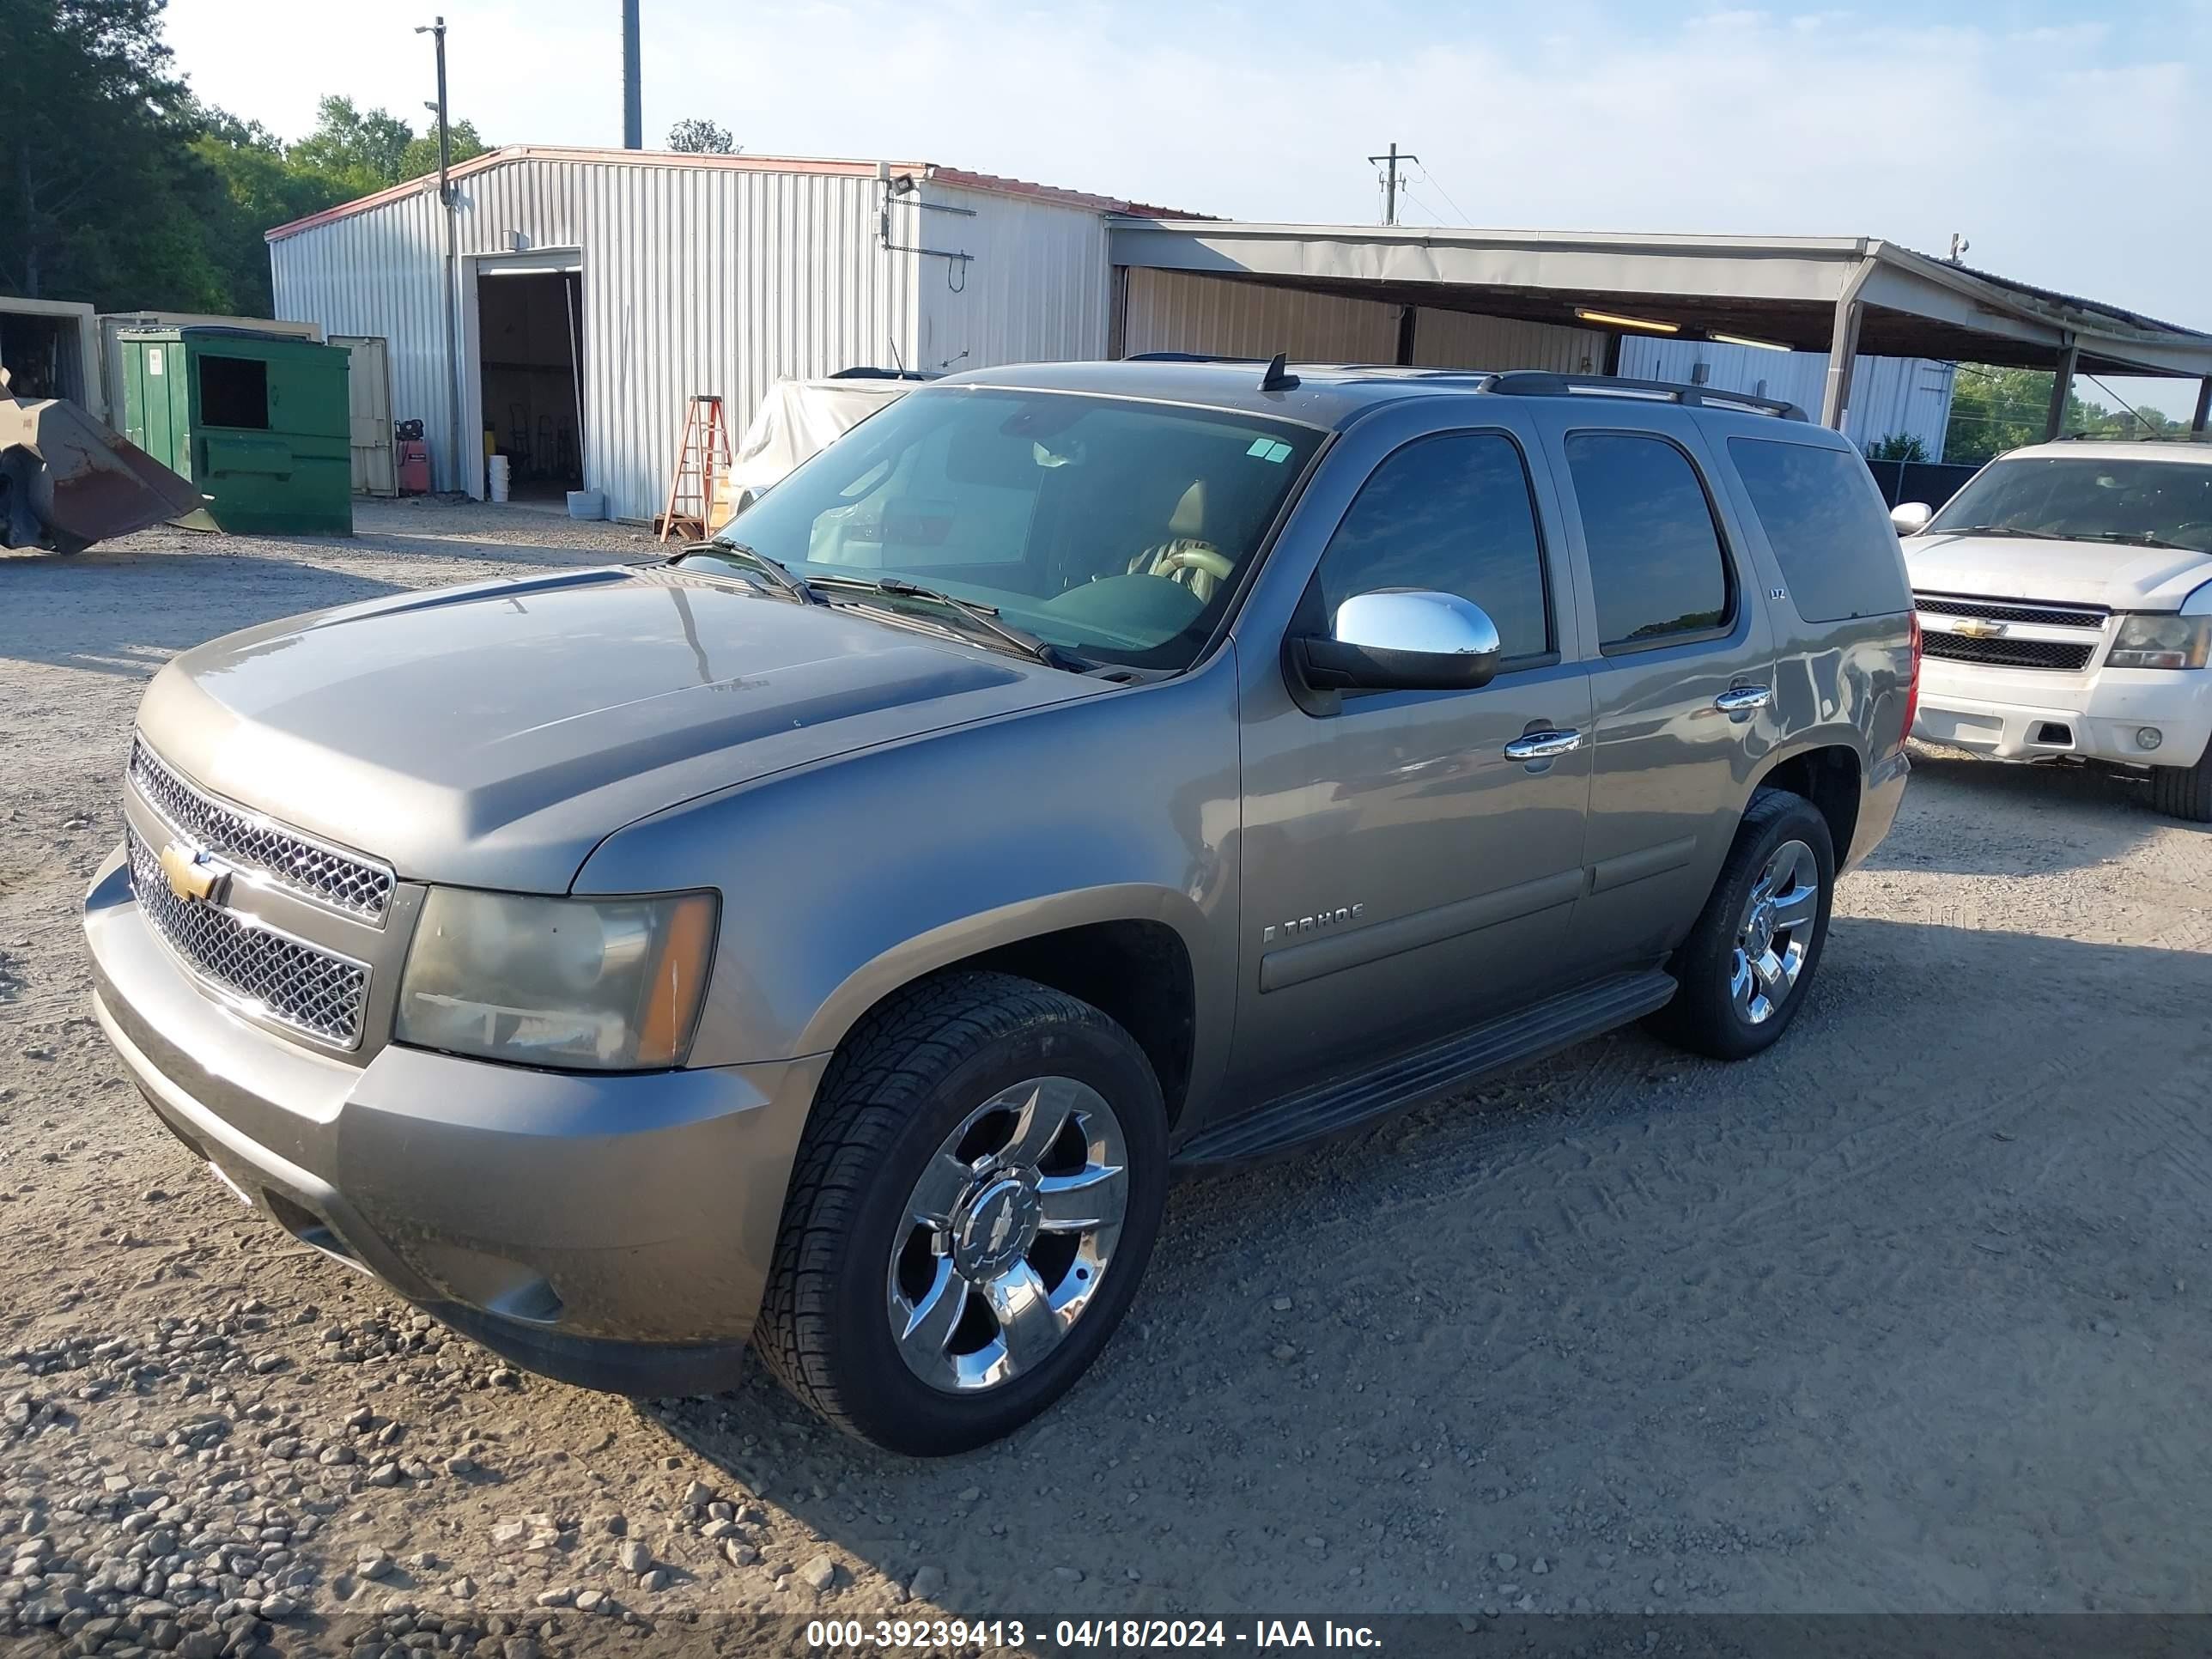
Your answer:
(1153, 545), (1233, 585)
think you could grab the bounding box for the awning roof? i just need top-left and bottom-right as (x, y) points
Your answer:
(1105, 222), (2212, 380)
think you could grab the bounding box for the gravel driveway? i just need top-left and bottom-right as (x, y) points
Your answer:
(4, 502), (2209, 1654)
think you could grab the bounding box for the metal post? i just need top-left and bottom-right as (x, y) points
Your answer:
(1367, 143), (1417, 228)
(2191, 374), (2209, 437)
(416, 16), (463, 495)
(2044, 340), (2078, 441)
(1818, 256), (1877, 430)
(622, 0), (642, 149)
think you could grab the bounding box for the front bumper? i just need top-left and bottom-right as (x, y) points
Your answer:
(84, 847), (830, 1397)
(1913, 659), (2212, 768)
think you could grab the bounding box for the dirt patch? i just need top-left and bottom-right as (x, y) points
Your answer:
(3, 503), (2209, 1654)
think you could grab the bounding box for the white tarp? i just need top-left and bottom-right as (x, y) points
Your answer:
(729, 379), (915, 494)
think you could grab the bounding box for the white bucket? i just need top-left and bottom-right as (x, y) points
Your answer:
(488, 455), (511, 503)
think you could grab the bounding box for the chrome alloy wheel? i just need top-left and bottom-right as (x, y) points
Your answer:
(1731, 838), (1820, 1025)
(886, 1077), (1129, 1393)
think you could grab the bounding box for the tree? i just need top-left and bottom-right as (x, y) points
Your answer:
(1946, 365), (2175, 465)
(667, 117), (736, 154)
(290, 95), (487, 193)
(188, 107), (349, 314)
(1866, 433), (1929, 463)
(0, 0), (224, 307)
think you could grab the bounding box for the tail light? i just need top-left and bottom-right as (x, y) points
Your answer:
(1901, 611), (1923, 742)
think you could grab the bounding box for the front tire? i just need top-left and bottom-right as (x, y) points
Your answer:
(2149, 743), (2212, 823)
(756, 972), (1167, 1455)
(1647, 788), (1836, 1061)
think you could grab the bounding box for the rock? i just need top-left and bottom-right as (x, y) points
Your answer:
(1533, 1557), (1550, 1575)
(1271, 1343), (1298, 1364)
(1053, 1565), (1085, 1583)
(680, 1480), (714, 1506)
(798, 1554), (837, 1594)
(368, 1465), (401, 1488)
(248, 1354), (285, 1376)
(617, 1540), (652, 1576)
(723, 1541), (759, 1567)
(1494, 1553), (1518, 1572)
(1304, 1535), (1326, 1550)
(574, 1589), (606, 1613)
(908, 1565), (945, 1601)
(444, 1455), (476, 1476)
(702, 1519), (735, 1540)
(641, 1568), (669, 1593)
(357, 1551), (392, 1581)
(258, 1595), (297, 1619)
(1271, 1296), (1293, 1311)
(534, 1588), (573, 1607)
(956, 1486), (982, 1504)
(503, 1640), (539, 1659)
(489, 1521), (527, 1549)
(1652, 1577), (1669, 1597)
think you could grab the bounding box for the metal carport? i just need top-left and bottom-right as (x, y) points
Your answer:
(1103, 224), (2212, 437)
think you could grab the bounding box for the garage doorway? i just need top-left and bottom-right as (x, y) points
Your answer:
(474, 263), (585, 507)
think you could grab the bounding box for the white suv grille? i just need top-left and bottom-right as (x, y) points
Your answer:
(128, 739), (395, 922)
(125, 829), (371, 1048)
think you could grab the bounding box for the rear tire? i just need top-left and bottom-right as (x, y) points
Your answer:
(1647, 788), (1836, 1062)
(2149, 744), (2212, 823)
(756, 971), (1166, 1455)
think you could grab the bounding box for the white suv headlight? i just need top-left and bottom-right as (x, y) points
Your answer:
(396, 889), (718, 1070)
(2109, 614), (2212, 672)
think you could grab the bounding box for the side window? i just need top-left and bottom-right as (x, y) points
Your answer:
(1315, 433), (1551, 661)
(1728, 437), (1910, 622)
(1563, 432), (1732, 650)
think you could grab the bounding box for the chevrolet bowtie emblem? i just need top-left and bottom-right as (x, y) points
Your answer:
(1952, 617), (2006, 639)
(157, 841), (232, 906)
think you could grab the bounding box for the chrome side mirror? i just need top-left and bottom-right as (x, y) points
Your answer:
(1292, 589), (1502, 693)
(1890, 501), (1933, 536)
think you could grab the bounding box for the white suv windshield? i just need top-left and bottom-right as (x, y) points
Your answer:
(1929, 454), (2212, 554)
(683, 386), (1321, 671)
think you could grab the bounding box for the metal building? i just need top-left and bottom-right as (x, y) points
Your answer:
(265, 147), (1176, 519)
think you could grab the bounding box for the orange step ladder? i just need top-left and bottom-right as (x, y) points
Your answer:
(655, 394), (733, 543)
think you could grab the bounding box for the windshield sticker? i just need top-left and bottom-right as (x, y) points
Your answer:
(1248, 438), (1294, 464)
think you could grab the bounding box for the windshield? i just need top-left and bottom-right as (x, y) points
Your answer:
(678, 386), (1322, 670)
(1927, 454), (2212, 553)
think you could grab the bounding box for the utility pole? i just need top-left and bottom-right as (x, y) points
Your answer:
(1368, 142), (1418, 227)
(622, 0), (642, 149)
(416, 16), (463, 495)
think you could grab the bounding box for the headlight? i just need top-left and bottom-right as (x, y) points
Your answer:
(2109, 614), (2212, 671)
(396, 889), (718, 1070)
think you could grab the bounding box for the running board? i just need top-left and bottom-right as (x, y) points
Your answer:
(1174, 969), (1676, 1170)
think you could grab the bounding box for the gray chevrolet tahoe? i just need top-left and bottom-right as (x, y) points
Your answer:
(84, 361), (1915, 1455)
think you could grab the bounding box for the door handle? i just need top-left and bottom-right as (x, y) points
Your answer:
(1714, 684), (1772, 715)
(1504, 728), (1583, 762)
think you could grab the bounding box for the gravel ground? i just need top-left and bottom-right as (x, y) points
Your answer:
(4, 501), (2211, 1655)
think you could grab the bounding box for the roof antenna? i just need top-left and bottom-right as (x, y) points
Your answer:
(1258, 351), (1299, 392)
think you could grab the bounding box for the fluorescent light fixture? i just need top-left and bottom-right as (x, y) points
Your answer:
(1576, 307), (1680, 334)
(1709, 331), (1790, 352)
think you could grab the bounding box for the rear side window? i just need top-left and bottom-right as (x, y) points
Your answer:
(1315, 433), (1551, 661)
(1564, 433), (1733, 650)
(1729, 438), (1910, 621)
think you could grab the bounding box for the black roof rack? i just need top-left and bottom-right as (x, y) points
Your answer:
(1480, 371), (1808, 422)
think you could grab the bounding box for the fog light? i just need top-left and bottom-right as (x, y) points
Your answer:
(2136, 726), (2163, 751)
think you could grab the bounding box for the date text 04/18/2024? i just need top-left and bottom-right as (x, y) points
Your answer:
(804, 1621), (1382, 1650)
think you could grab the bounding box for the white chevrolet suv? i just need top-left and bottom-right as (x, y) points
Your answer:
(1893, 441), (2212, 821)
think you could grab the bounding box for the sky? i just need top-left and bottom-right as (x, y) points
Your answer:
(165, 0), (2211, 414)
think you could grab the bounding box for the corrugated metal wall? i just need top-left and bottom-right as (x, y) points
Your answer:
(1408, 309), (1606, 373)
(1121, 270), (1605, 374)
(1620, 337), (1957, 458)
(1123, 268), (1400, 362)
(915, 185), (1112, 374)
(271, 155), (923, 517)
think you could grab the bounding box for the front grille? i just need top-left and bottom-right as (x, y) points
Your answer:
(1914, 592), (2108, 630)
(129, 739), (394, 923)
(1921, 632), (2097, 673)
(126, 830), (370, 1048)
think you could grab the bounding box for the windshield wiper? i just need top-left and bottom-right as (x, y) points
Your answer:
(1936, 525), (2049, 539)
(2059, 531), (2198, 553)
(806, 574), (1085, 671)
(672, 541), (819, 605)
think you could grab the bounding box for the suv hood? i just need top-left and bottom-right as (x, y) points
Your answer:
(1904, 531), (2212, 611)
(136, 565), (1103, 892)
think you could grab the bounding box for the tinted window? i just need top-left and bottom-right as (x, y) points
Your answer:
(1928, 455), (2212, 554)
(1316, 434), (1550, 660)
(1729, 437), (1909, 621)
(1565, 433), (1732, 649)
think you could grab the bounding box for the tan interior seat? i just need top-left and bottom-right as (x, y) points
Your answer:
(1127, 480), (1233, 602)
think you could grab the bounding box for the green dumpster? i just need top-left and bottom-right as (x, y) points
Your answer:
(118, 327), (352, 536)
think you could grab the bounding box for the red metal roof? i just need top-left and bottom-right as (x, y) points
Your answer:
(264, 146), (1199, 243)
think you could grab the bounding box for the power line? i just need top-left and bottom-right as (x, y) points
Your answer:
(1413, 161), (1474, 228)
